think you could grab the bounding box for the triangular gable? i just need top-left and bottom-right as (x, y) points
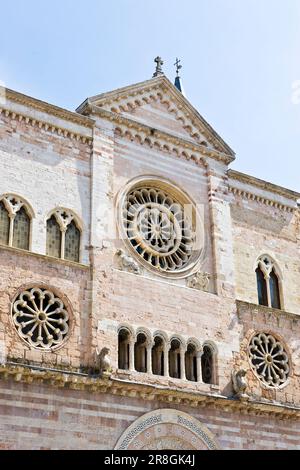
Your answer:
(82, 76), (235, 158)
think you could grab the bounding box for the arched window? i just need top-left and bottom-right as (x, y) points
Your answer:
(201, 345), (215, 384)
(46, 216), (61, 258)
(169, 338), (182, 379)
(118, 328), (131, 370)
(46, 209), (81, 262)
(65, 221), (80, 262)
(256, 256), (282, 309)
(12, 207), (30, 250)
(185, 343), (198, 382)
(134, 333), (148, 373)
(256, 266), (268, 307)
(0, 195), (32, 251)
(152, 336), (165, 376)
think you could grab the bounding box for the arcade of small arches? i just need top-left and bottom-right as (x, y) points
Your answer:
(118, 326), (217, 385)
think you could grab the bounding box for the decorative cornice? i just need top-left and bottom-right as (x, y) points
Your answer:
(0, 364), (299, 420)
(77, 75), (235, 160)
(87, 104), (234, 166)
(5, 88), (94, 129)
(228, 170), (300, 201)
(229, 186), (297, 213)
(0, 107), (93, 146)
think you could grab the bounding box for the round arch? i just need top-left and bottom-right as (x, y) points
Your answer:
(114, 409), (220, 450)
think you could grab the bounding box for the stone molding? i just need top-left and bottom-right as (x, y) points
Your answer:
(229, 186), (297, 213)
(228, 169), (300, 201)
(90, 106), (233, 166)
(0, 364), (299, 420)
(114, 409), (220, 450)
(0, 244), (89, 270)
(0, 107), (93, 146)
(4, 87), (94, 128)
(83, 75), (235, 157)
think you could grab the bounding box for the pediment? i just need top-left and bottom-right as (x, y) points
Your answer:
(84, 76), (235, 158)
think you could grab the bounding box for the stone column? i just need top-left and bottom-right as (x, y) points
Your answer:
(129, 339), (135, 372)
(146, 342), (153, 375)
(164, 343), (170, 377)
(180, 347), (186, 380)
(196, 351), (203, 383)
(8, 215), (14, 246)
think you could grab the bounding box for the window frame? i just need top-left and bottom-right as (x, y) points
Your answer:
(46, 208), (82, 263)
(255, 255), (283, 310)
(0, 194), (33, 251)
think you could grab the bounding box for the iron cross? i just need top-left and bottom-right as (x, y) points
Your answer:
(174, 58), (182, 77)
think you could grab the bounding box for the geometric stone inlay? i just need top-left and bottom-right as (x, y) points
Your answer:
(114, 409), (220, 450)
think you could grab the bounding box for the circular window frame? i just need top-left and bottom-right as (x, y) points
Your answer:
(116, 176), (205, 279)
(247, 331), (291, 390)
(10, 283), (74, 353)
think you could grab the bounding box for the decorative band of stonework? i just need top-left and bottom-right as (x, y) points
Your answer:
(11, 287), (70, 350)
(118, 177), (204, 278)
(114, 409), (220, 450)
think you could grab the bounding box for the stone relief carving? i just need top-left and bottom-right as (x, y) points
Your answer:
(116, 249), (142, 275)
(232, 369), (248, 399)
(187, 271), (210, 292)
(115, 409), (220, 450)
(90, 347), (112, 377)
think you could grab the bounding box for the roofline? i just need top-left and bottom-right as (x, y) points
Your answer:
(77, 75), (235, 158)
(2, 87), (94, 128)
(228, 169), (300, 201)
(84, 102), (235, 165)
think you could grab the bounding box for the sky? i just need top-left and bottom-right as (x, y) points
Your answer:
(0, 0), (300, 192)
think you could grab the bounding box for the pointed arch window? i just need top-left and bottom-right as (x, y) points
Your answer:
(0, 195), (32, 251)
(46, 209), (81, 263)
(256, 256), (282, 310)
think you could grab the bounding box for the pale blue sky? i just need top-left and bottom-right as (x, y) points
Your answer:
(1, 0), (300, 191)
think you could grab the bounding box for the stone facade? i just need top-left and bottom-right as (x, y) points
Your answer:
(0, 75), (299, 450)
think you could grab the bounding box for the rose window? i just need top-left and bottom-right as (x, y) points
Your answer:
(122, 186), (196, 273)
(249, 333), (290, 387)
(12, 287), (70, 350)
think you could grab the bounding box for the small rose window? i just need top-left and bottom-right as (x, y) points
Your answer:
(12, 287), (70, 350)
(249, 333), (290, 388)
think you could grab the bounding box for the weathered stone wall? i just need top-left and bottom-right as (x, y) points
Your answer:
(229, 175), (300, 314)
(0, 82), (299, 450)
(0, 98), (92, 264)
(0, 379), (299, 450)
(0, 247), (90, 368)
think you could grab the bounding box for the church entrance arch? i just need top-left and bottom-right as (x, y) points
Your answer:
(114, 409), (220, 450)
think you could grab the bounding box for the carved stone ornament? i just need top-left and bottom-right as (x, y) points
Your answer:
(248, 333), (290, 388)
(232, 369), (248, 398)
(187, 271), (210, 292)
(116, 249), (142, 275)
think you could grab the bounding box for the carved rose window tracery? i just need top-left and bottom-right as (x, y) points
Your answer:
(249, 333), (290, 388)
(12, 287), (70, 350)
(120, 181), (201, 276)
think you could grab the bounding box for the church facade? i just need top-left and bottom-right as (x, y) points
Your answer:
(0, 61), (299, 450)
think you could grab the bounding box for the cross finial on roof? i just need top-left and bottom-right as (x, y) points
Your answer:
(153, 56), (164, 77)
(174, 58), (182, 77)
